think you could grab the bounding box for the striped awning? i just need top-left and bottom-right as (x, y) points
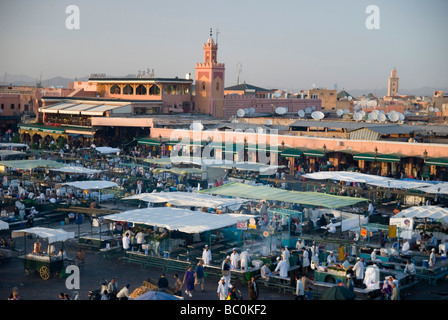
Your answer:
(246, 144), (280, 153)
(303, 149), (326, 158)
(280, 148), (304, 158)
(353, 153), (401, 163)
(137, 138), (161, 146)
(426, 157), (448, 167)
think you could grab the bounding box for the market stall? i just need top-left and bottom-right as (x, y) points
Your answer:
(0, 220), (13, 262)
(12, 227), (75, 280)
(265, 207), (303, 248)
(62, 180), (119, 202)
(200, 182), (369, 209)
(95, 146), (121, 154)
(392, 205), (448, 251)
(103, 207), (253, 271)
(50, 165), (103, 175)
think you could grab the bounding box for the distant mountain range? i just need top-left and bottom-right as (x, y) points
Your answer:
(0, 73), (137, 88)
(1, 73), (446, 98)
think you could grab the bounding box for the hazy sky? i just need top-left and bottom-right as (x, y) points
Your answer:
(1, 0), (447, 92)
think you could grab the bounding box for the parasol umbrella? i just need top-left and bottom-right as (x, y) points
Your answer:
(133, 290), (182, 300)
(320, 285), (356, 300)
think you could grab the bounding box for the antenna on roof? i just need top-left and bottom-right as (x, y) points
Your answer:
(216, 28), (220, 44)
(236, 62), (242, 85)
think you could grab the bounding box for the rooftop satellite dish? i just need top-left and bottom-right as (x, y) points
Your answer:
(190, 122), (204, 131)
(265, 119), (273, 125)
(389, 112), (399, 122)
(298, 109), (305, 118)
(305, 107), (312, 114)
(249, 107), (255, 114)
(311, 111), (325, 120)
(397, 112), (405, 121)
(237, 109), (245, 118)
(353, 112), (363, 121)
(244, 108), (250, 114)
(311, 106), (316, 110)
(348, 96), (353, 101)
(336, 109), (344, 117)
(275, 107), (287, 115)
(359, 110), (366, 117)
(273, 91), (282, 98)
(368, 112), (377, 121)
(256, 127), (265, 134)
(434, 107), (440, 112)
(429, 107), (434, 112)
(343, 109), (350, 115)
(377, 113), (387, 122)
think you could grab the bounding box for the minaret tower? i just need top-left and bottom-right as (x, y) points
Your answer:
(387, 68), (399, 97)
(194, 29), (226, 118)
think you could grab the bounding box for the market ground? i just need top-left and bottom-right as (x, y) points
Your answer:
(2, 219), (448, 301)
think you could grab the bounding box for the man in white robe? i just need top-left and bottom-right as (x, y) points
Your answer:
(274, 257), (288, 278)
(202, 245), (212, 266)
(230, 249), (240, 270)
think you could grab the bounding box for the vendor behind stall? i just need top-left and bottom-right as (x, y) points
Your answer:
(47, 243), (56, 256)
(327, 251), (337, 266)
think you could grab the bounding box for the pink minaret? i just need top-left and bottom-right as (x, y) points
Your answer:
(195, 29), (226, 118)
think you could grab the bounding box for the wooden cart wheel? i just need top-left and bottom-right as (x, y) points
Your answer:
(40, 266), (50, 280)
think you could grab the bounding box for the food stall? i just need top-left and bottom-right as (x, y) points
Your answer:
(12, 227), (75, 280)
(62, 180), (119, 203)
(267, 207), (303, 248)
(103, 207), (253, 273)
(0, 220), (13, 262)
(314, 260), (354, 284)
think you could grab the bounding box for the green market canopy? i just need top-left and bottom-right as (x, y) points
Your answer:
(200, 182), (368, 209)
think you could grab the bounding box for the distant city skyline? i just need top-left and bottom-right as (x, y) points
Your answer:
(0, 0), (447, 93)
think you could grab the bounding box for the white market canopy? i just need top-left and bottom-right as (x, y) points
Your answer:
(0, 220), (9, 231)
(95, 146), (121, 154)
(206, 161), (284, 174)
(103, 207), (253, 234)
(0, 159), (65, 170)
(414, 182), (448, 195)
(12, 227), (75, 242)
(0, 142), (29, 149)
(302, 171), (436, 190)
(63, 180), (118, 190)
(0, 150), (26, 158)
(50, 166), (103, 174)
(152, 167), (205, 175)
(123, 191), (248, 209)
(394, 206), (448, 225)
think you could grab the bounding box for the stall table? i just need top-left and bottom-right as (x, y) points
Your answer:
(21, 254), (65, 280)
